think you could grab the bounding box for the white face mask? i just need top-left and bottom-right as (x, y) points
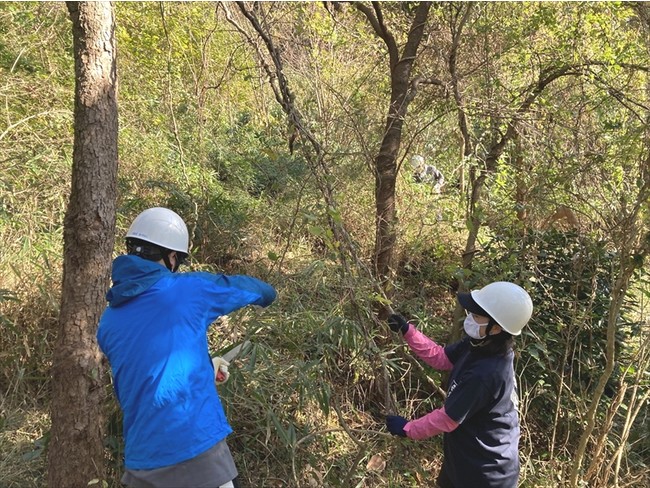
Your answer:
(464, 314), (486, 340)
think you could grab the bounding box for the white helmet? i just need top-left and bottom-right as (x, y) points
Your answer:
(126, 207), (189, 254)
(410, 154), (425, 169)
(462, 282), (533, 335)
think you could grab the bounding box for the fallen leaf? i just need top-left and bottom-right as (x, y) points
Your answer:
(366, 454), (386, 472)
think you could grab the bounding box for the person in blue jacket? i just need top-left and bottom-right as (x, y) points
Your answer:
(384, 281), (533, 488)
(97, 207), (276, 488)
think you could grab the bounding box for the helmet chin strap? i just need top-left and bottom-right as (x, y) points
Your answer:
(485, 318), (497, 336)
(470, 318), (498, 348)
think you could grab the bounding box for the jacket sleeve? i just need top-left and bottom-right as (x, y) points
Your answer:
(218, 274), (277, 307)
(403, 325), (454, 371)
(404, 406), (459, 440)
(196, 272), (276, 318)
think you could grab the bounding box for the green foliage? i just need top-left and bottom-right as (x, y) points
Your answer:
(1, 1), (650, 487)
(466, 227), (647, 468)
(0, 289), (18, 326)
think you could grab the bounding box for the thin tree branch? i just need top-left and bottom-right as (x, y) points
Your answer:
(159, 2), (189, 185)
(354, 2), (398, 68)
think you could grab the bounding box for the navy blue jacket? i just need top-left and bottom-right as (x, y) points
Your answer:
(441, 337), (520, 488)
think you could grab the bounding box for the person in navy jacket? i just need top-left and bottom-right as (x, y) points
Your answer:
(385, 282), (533, 488)
(97, 207), (276, 488)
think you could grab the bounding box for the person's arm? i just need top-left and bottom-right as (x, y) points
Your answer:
(215, 274), (277, 307)
(197, 272), (277, 317)
(402, 324), (454, 371)
(404, 406), (459, 440)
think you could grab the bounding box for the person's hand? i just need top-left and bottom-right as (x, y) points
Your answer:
(386, 415), (408, 437)
(387, 314), (409, 334)
(212, 356), (230, 384)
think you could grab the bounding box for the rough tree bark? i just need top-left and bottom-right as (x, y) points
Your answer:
(353, 2), (432, 295)
(47, 2), (118, 486)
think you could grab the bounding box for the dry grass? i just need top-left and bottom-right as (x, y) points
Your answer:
(0, 386), (49, 488)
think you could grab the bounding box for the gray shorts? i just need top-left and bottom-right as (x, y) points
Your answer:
(121, 439), (238, 488)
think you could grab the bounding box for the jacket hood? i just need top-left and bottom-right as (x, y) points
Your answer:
(106, 255), (170, 307)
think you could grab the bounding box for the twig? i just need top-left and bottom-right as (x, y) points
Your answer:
(159, 2), (189, 186)
(291, 427), (392, 486)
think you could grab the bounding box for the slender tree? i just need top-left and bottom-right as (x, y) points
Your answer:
(568, 4), (650, 485)
(47, 2), (118, 486)
(444, 4), (602, 339)
(353, 2), (432, 291)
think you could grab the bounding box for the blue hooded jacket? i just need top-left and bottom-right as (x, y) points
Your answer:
(97, 255), (276, 470)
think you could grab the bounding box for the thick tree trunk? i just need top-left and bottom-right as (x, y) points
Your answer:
(47, 2), (118, 487)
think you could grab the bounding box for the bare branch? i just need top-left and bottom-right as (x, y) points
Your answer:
(404, 74), (446, 106)
(448, 3), (474, 160)
(354, 1), (398, 68)
(234, 1), (322, 155)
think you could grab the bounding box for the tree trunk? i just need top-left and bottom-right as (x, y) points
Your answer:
(569, 260), (641, 487)
(47, 2), (118, 487)
(365, 2), (431, 291)
(449, 64), (579, 340)
(512, 131), (528, 223)
(448, 3), (475, 195)
(373, 79), (407, 286)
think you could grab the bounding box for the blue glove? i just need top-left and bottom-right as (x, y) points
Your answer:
(386, 415), (408, 437)
(387, 314), (409, 334)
